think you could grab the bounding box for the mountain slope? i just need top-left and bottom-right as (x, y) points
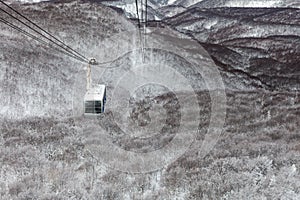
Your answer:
(164, 7), (300, 91)
(0, 1), (300, 199)
(101, 0), (300, 19)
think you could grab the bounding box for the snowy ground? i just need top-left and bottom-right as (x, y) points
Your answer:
(1, 90), (299, 199)
(0, 0), (300, 199)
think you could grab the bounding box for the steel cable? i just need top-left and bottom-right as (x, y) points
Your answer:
(0, 0), (90, 63)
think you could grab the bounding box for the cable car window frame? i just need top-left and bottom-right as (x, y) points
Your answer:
(85, 100), (102, 114)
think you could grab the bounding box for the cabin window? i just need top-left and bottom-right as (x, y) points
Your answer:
(85, 100), (102, 114)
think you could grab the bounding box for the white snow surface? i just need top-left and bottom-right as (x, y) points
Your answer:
(9, 0), (49, 3)
(225, 0), (283, 7)
(12, 0), (297, 9)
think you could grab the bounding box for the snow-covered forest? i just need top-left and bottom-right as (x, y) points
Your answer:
(0, 0), (299, 199)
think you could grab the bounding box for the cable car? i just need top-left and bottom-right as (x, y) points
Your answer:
(84, 84), (106, 115)
(84, 58), (106, 115)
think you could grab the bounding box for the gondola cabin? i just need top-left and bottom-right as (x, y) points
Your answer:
(84, 84), (106, 115)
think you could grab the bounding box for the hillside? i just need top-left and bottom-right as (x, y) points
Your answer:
(0, 0), (300, 199)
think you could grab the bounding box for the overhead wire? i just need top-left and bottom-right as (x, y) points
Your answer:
(0, 1), (153, 68)
(145, 0), (148, 27)
(141, 0), (143, 23)
(96, 0), (149, 67)
(0, 17), (48, 46)
(0, 17), (90, 63)
(135, 0), (141, 28)
(0, 0), (90, 63)
(0, 6), (122, 67)
(141, 0), (148, 62)
(0, 7), (89, 64)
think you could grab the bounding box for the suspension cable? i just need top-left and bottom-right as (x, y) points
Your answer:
(0, 1), (139, 67)
(145, 0), (148, 27)
(0, 17), (89, 63)
(0, 15), (140, 67)
(0, 0), (90, 63)
(0, 6), (90, 64)
(141, 0), (143, 23)
(135, 0), (141, 28)
(0, 17), (48, 46)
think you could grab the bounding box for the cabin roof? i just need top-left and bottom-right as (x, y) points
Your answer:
(84, 84), (106, 101)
